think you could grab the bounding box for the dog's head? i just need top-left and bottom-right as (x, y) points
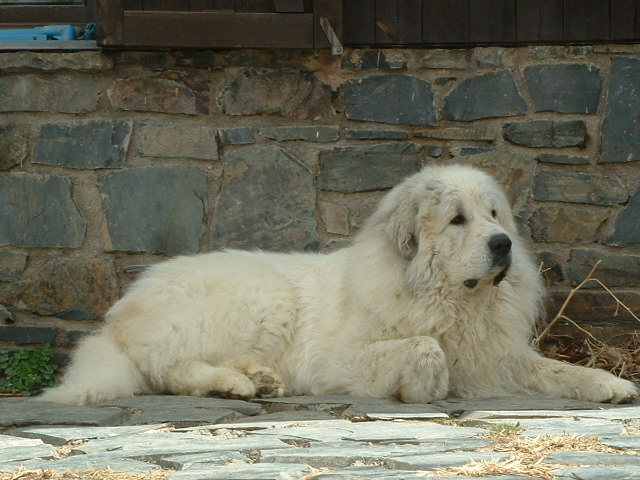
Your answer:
(368, 165), (521, 293)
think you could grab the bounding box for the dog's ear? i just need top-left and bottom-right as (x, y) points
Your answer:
(387, 202), (418, 260)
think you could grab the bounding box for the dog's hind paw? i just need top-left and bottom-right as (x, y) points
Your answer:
(247, 370), (286, 398)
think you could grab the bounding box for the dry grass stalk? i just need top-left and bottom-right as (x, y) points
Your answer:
(0, 468), (173, 480)
(533, 261), (640, 381)
(422, 431), (630, 479)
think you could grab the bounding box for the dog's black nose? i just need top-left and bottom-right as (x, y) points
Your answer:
(488, 234), (512, 257)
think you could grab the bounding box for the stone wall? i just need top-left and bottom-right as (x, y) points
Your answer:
(0, 45), (639, 359)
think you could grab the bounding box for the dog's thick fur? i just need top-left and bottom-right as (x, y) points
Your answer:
(41, 165), (637, 405)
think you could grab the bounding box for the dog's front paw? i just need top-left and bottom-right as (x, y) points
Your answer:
(578, 370), (638, 404)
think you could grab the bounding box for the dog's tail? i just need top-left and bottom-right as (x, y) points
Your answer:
(39, 333), (146, 405)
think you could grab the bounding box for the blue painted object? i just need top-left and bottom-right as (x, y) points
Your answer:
(0, 25), (77, 41)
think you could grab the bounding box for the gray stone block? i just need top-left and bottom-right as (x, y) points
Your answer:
(211, 146), (317, 252)
(346, 129), (409, 140)
(415, 126), (496, 141)
(537, 251), (564, 285)
(218, 127), (254, 145)
(0, 250), (27, 282)
(547, 451), (640, 466)
(605, 186), (640, 248)
(17, 455), (157, 474)
(418, 49), (470, 69)
(503, 120), (586, 148)
(11, 424), (169, 446)
(0, 326), (56, 345)
(443, 70), (525, 121)
(523, 63), (602, 113)
(98, 166), (206, 255)
(599, 436), (640, 451)
(218, 69), (333, 119)
(1, 257), (118, 320)
(387, 451), (509, 470)
(0, 444), (55, 464)
(553, 466), (640, 480)
(340, 74), (437, 126)
(0, 75), (100, 113)
(260, 126), (339, 143)
(529, 206), (609, 243)
(538, 153), (589, 164)
(137, 123), (218, 160)
(0, 123), (29, 171)
(318, 142), (423, 193)
(0, 173), (87, 248)
(33, 120), (132, 169)
(533, 171), (627, 205)
(601, 57), (640, 163)
(0, 398), (126, 428)
(569, 249), (640, 288)
(108, 72), (209, 115)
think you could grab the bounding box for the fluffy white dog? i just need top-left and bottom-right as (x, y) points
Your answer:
(41, 165), (638, 405)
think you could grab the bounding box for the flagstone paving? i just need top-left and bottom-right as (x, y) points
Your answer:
(0, 393), (639, 479)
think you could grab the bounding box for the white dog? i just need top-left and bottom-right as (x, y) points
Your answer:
(41, 165), (637, 405)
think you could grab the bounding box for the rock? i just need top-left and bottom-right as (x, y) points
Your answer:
(537, 251), (565, 285)
(0, 326), (57, 344)
(319, 201), (349, 235)
(218, 68), (333, 119)
(443, 70), (526, 121)
(98, 166), (206, 255)
(137, 123), (218, 160)
(0, 75), (100, 113)
(538, 153), (589, 164)
(108, 71), (209, 115)
(0, 251), (28, 282)
(533, 171), (627, 205)
(0, 304), (13, 323)
(461, 150), (537, 225)
(600, 57), (640, 163)
(547, 290), (640, 323)
(346, 129), (409, 140)
(529, 206), (609, 243)
(0, 257), (118, 320)
(0, 51), (113, 71)
(0, 173), (86, 248)
(0, 123), (29, 171)
(341, 49), (411, 70)
(523, 63), (602, 113)
(260, 126), (339, 143)
(605, 186), (640, 248)
(553, 466), (640, 480)
(340, 74), (437, 126)
(387, 451), (509, 470)
(415, 126), (496, 141)
(32, 120), (132, 169)
(10, 424), (168, 446)
(218, 127), (254, 146)
(503, 120), (586, 148)
(569, 249), (640, 287)
(211, 146), (317, 252)
(548, 451), (640, 467)
(318, 142), (423, 193)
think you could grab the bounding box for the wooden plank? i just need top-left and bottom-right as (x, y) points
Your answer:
(96, 0), (124, 46)
(376, 0), (422, 45)
(342, 0), (375, 44)
(234, 0), (273, 12)
(610, 0), (640, 40)
(124, 0), (143, 9)
(314, 0), (341, 49)
(516, 0), (563, 42)
(470, 0), (516, 43)
(121, 11), (314, 48)
(275, 0), (304, 13)
(422, 0), (469, 44)
(563, 0), (609, 41)
(0, 0), (95, 24)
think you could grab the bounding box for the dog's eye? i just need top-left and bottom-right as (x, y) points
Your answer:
(450, 214), (466, 225)
(491, 209), (497, 218)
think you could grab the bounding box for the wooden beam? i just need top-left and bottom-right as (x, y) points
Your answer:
(96, 0), (124, 46)
(121, 11), (314, 48)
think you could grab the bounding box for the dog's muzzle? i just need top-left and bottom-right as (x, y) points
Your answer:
(464, 234), (512, 289)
